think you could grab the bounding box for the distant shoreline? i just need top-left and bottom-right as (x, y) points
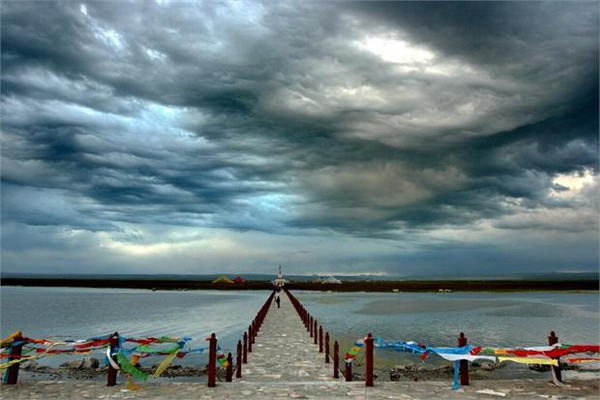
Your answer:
(1, 277), (598, 292)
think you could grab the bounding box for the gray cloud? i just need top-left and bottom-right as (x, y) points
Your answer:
(1, 1), (598, 275)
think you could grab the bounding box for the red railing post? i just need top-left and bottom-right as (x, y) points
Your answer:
(365, 333), (374, 387)
(310, 315), (313, 336)
(248, 325), (253, 352)
(236, 341), (242, 378)
(319, 326), (323, 352)
(208, 333), (217, 387)
(548, 331), (562, 382)
(458, 332), (469, 385)
(325, 332), (330, 363)
(107, 332), (119, 387)
(4, 333), (24, 385)
(226, 352), (233, 382)
(345, 360), (352, 381)
(304, 308), (308, 327)
(243, 332), (248, 362)
(333, 340), (339, 378)
(313, 320), (318, 344)
(252, 320), (256, 343)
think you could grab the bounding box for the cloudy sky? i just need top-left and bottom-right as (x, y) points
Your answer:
(1, 1), (598, 277)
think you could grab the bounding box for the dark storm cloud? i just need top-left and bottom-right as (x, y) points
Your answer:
(1, 1), (598, 273)
(347, 2), (598, 77)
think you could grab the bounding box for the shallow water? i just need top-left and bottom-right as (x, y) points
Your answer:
(294, 290), (600, 378)
(2, 287), (598, 379)
(295, 291), (599, 346)
(1, 286), (267, 367)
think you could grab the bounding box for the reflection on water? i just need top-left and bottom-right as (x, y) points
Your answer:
(296, 291), (599, 346)
(1, 287), (598, 380)
(294, 290), (600, 379)
(356, 298), (522, 315)
(1, 286), (267, 367)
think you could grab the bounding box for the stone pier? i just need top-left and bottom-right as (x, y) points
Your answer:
(2, 290), (599, 399)
(241, 290), (334, 382)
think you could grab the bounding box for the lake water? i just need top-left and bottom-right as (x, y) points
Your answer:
(2, 287), (598, 377)
(294, 290), (600, 378)
(1, 286), (267, 367)
(294, 291), (600, 347)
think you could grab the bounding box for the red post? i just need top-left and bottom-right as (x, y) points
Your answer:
(243, 332), (248, 362)
(236, 341), (242, 378)
(226, 352), (233, 382)
(310, 316), (313, 337)
(107, 332), (119, 387)
(333, 341), (339, 378)
(319, 326), (323, 353)
(365, 333), (374, 387)
(313, 320), (318, 344)
(4, 334), (24, 385)
(345, 360), (352, 381)
(548, 331), (562, 382)
(458, 332), (469, 385)
(325, 332), (330, 363)
(248, 325), (253, 352)
(208, 333), (217, 387)
(251, 320), (256, 343)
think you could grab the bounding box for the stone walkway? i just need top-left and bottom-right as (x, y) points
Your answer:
(2, 291), (599, 399)
(2, 378), (599, 399)
(241, 291), (335, 382)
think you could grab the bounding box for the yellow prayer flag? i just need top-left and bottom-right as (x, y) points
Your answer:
(498, 356), (558, 366)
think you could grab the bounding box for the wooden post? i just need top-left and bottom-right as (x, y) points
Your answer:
(243, 332), (248, 363)
(208, 333), (217, 387)
(318, 326), (323, 353)
(310, 316), (313, 337)
(248, 325), (253, 353)
(313, 320), (318, 344)
(345, 360), (352, 381)
(226, 352), (233, 382)
(252, 320), (256, 342)
(4, 333), (24, 385)
(107, 332), (119, 387)
(365, 333), (374, 387)
(458, 332), (469, 385)
(236, 341), (242, 378)
(325, 332), (330, 363)
(333, 341), (339, 378)
(548, 331), (562, 382)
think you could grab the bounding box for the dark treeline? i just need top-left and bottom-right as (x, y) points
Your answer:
(1, 278), (598, 292)
(288, 280), (599, 292)
(0, 278), (271, 291)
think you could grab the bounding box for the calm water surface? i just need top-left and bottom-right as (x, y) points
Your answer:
(2, 287), (598, 377)
(295, 290), (599, 377)
(294, 291), (600, 347)
(1, 286), (267, 366)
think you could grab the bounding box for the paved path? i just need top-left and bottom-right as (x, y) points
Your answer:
(2, 378), (599, 399)
(2, 291), (599, 398)
(241, 291), (335, 382)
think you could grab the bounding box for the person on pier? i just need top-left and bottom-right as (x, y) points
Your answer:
(275, 290), (281, 308)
